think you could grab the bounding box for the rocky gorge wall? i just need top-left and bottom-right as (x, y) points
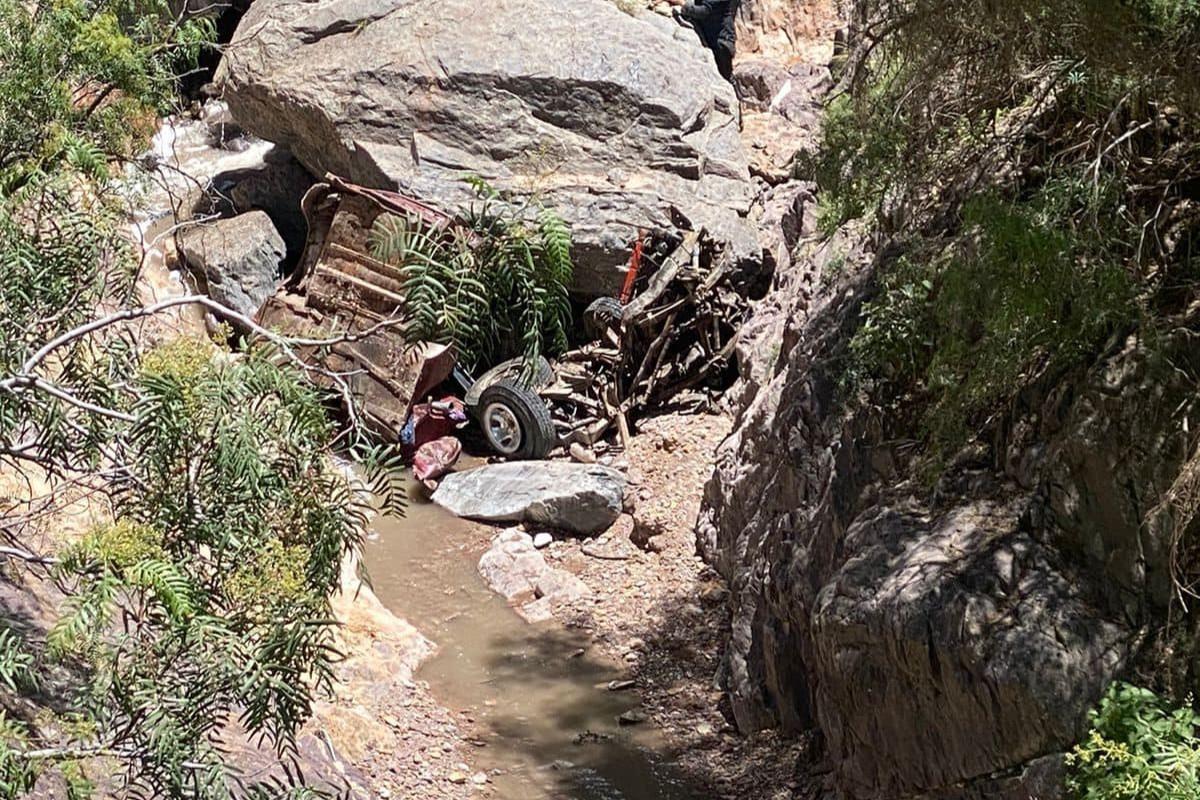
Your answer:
(699, 184), (1200, 797)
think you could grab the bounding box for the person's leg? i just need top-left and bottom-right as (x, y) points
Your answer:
(714, 0), (739, 82)
(714, 46), (733, 81)
(716, 0), (739, 56)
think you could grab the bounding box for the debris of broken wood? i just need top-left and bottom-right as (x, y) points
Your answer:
(546, 229), (750, 447)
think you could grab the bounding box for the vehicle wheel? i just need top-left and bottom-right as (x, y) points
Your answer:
(463, 356), (554, 406)
(477, 378), (556, 460)
(584, 296), (624, 340)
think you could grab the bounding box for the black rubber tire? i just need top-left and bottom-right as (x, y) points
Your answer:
(477, 378), (556, 460)
(584, 296), (624, 340)
(463, 356), (554, 407)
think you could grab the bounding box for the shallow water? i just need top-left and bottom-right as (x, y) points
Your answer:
(365, 480), (704, 800)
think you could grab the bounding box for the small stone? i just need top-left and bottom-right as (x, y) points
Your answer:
(378, 789), (391, 799)
(618, 709), (647, 725)
(607, 679), (636, 691)
(699, 582), (728, 605)
(448, 771), (467, 784)
(517, 596), (555, 624)
(569, 442), (597, 463)
(471, 772), (489, 785)
(696, 722), (714, 736)
(533, 532), (554, 549)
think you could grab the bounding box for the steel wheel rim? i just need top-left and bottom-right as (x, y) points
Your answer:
(483, 402), (522, 455)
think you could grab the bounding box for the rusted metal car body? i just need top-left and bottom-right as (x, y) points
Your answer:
(255, 175), (746, 459)
(256, 176), (557, 460)
(256, 176), (460, 437)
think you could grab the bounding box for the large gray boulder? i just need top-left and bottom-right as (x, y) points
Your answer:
(177, 211), (285, 319)
(215, 0), (758, 296)
(433, 462), (625, 535)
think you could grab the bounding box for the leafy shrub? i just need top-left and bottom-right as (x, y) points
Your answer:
(0, 0), (214, 188)
(846, 255), (932, 386)
(369, 179), (573, 372)
(1067, 682), (1200, 799)
(847, 178), (1135, 455)
(822, 0), (1200, 462)
(0, 1), (391, 797)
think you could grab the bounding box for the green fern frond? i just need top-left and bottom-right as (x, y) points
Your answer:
(368, 191), (574, 370)
(0, 628), (35, 692)
(125, 558), (196, 623)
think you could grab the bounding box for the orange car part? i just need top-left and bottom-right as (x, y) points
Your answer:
(619, 230), (647, 305)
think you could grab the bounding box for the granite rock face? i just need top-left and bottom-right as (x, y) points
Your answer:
(698, 196), (1200, 797)
(216, 0), (759, 295)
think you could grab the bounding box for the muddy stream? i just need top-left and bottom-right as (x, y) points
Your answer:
(365, 480), (702, 800)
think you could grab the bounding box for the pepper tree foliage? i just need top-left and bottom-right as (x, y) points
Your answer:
(821, 0), (1200, 457)
(367, 178), (574, 374)
(0, 0), (214, 191)
(0, 2), (400, 798)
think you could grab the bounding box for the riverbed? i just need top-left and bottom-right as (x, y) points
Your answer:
(365, 482), (704, 800)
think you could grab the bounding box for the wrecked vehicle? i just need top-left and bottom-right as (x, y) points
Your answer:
(256, 174), (752, 462)
(256, 176), (557, 460)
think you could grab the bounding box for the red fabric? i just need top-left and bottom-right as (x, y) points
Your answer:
(413, 436), (462, 481)
(402, 396), (466, 459)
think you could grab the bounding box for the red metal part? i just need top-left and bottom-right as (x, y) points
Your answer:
(620, 231), (646, 305)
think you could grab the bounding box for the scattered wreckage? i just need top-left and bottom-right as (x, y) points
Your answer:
(255, 175), (753, 466)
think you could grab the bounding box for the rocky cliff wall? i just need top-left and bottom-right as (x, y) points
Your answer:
(699, 196), (1200, 797)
